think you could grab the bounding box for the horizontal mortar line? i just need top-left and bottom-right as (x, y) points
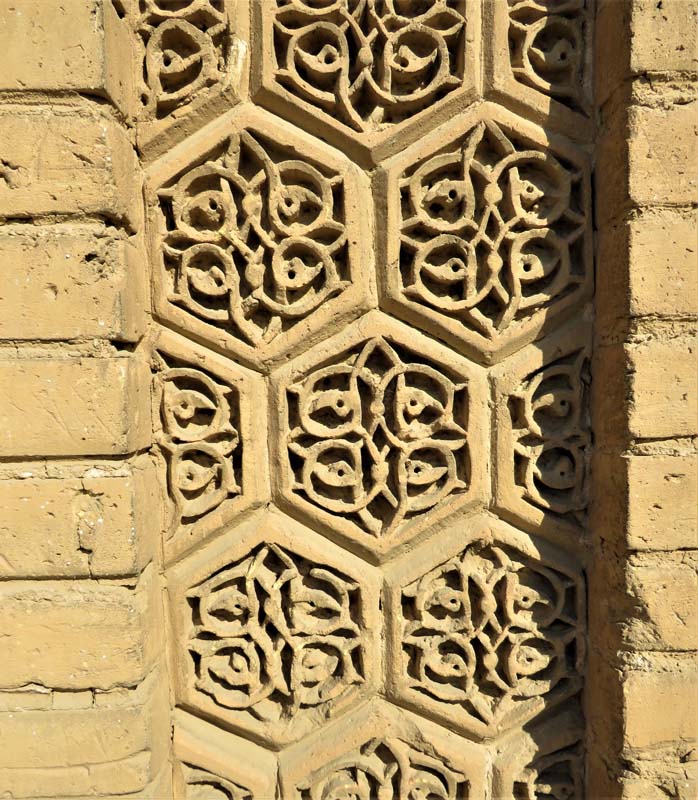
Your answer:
(0, 447), (154, 465)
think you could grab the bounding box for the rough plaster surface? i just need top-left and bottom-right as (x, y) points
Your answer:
(0, 1), (695, 799)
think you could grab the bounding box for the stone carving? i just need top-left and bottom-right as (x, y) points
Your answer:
(391, 117), (589, 358)
(154, 351), (241, 525)
(269, 0), (469, 133)
(508, 0), (589, 113)
(128, 0), (230, 119)
(184, 765), (251, 800)
(155, 124), (360, 359)
(295, 737), (468, 800)
(514, 742), (584, 800)
(508, 348), (590, 519)
(284, 336), (472, 540)
(186, 542), (367, 720)
(396, 534), (583, 734)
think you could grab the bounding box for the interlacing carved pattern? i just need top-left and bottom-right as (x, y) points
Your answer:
(184, 766), (252, 800)
(514, 742), (584, 800)
(187, 544), (367, 719)
(272, 0), (468, 131)
(286, 338), (470, 538)
(297, 737), (468, 800)
(509, 350), (590, 519)
(400, 539), (581, 726)
(155, 354), (241, 523)
(508, 0), (589, 113)
(132, 0), (229, 118)
(158, 130), (350, 345)
(398, 121), (587, 340)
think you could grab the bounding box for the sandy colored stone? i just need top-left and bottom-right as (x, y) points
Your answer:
(0, 568), (160, 690)
(0, 463), (158, 578)
(630, 0), (698, 74)
(0, 0), (133, 111)
(0, 354), (149, 458)
(0, 224), (144, 342)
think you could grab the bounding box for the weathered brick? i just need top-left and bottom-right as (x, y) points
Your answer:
(628, 335), (698, 440)
(626, 552), (698, 650)
(0, 462), (158, 578)
(0, 107), (139, 225)
(0, 567), (160, 690)
(0, 224), (145, 342)
(0, 0), (133, 111)
(0, 354), (150, 458)
(627, 454), (698, 550)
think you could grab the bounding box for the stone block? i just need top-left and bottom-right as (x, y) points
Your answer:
(0, 107), (139, 225)
(0, 224), (144, 342)
(627, 454), (698, 550)
(0, 0), (133, 111)
(628, 335), (698, 440)
(0, 568), (160, 690)
(630, 0), (698, 74)
(0, 354), (150, 458)
(0, 462), (159, 578)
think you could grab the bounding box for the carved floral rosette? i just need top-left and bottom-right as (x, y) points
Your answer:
(183, 765), (251, 800)
(156, 127), (353, 350)
(283, 336), (474, 540)
(514, 741), (585, 800)
(153, 350), (242, 527)
(394, 532), (584, 734)
(270, 0), (469, 132)
(507, 0), (590, 114)
(186, 542), (368, 723)
(295, 737), (469, 800)
(395, 118), (589, 351)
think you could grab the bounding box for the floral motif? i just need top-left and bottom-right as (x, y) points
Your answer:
(184, 765), (252, 800)
(271, 0), (468, 131)
(125, 0), (230, 119)
(286, 337), (471, 538)
(157, 129), (351, 346)
(296, 737), (468, 800)
(400, 538), (582, 727)
(397, 119), (588, 343)
(187, 543), (367, 719)
(508, 0), (589, 113)
(509, 350), (590, 518)
(514, 742), (584, 800)
(154, 353), (241, 523)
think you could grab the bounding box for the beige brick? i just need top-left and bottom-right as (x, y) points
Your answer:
(0, 355), (150, 458)
(0, 568), (159, 690)
(626, 553), (698, 650)
(629, 101), (698, 207)
(0, 0), (133, 111)
(630, 0), (698, 74)
(625, 654), (698, 749)
(629, 336), (698, 440)
(628, 454), (698, 550)
(0, 107), (139, 225)
(0, 224), (144, 342)
(0, 464), (158, 578)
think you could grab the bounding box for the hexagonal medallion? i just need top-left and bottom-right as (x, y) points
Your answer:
(252, 0), (480, 164)
(379, 103), (592, 364)
(152, 329), (268, 563)
(384, 514), (585, 740)
(278, 700), (488, 798)
(167, 508), (381, 747)
(271, 311), (488, 562)
(146, 105), (374, 371)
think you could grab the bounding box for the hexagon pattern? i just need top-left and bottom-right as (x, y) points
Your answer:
(133, 0), (593, 794)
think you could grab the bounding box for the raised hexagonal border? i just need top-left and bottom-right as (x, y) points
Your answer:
(145, 103), (376, 373)
(166, 506), (383, 749)
(250, 0), (482, 168)
(152, 327), (269, 565)
(269, 309), (489, 564)
(377, 101), (593, 366)
(278, 698), (489, 797)
(383, 512), (586, 741)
